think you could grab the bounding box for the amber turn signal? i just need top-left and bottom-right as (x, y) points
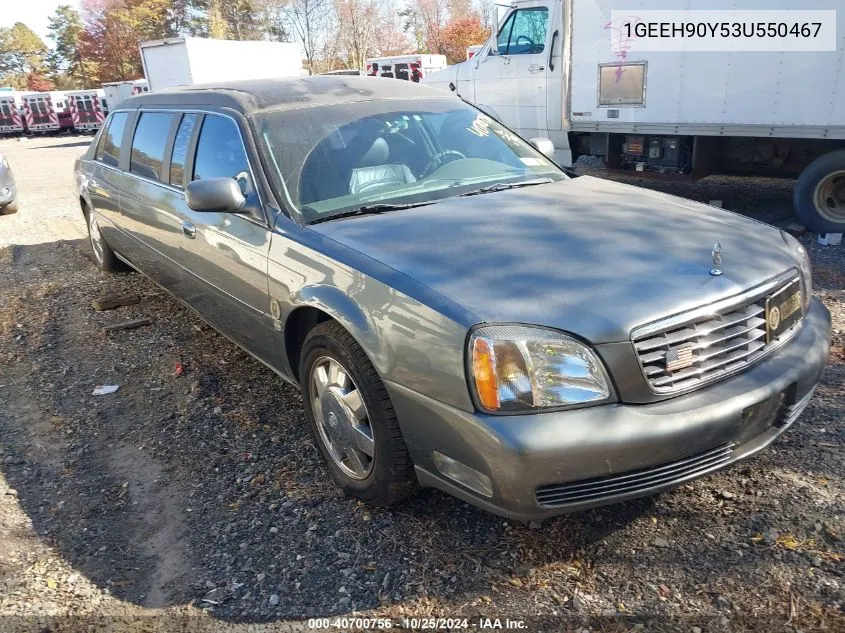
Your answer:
(471, 336), (500, 411)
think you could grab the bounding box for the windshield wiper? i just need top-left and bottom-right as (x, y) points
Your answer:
(308, 201), (436, 225)
(458, 177), (554, 198)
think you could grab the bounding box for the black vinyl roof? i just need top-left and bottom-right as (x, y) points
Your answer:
(118, 76), (455, 114)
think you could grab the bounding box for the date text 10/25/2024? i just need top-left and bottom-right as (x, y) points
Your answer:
(307, 617), (528, 630)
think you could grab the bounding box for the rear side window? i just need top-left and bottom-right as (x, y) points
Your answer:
(193, 114), (257, 207)
(96, 112), (128, 167)
(169, 113), (199, 188)
(130, 112), (175, 181)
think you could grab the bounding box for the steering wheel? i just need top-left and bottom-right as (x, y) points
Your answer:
(515, 34), (536, 50)
(421, 150), (466, 177)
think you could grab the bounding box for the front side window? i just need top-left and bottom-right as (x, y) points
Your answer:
(497, 12), (516, 52)
(192, 114), (257, 207)
(96, 112), (128, 167)
(130, 112), (175, 181)
(498, 7), (549, 55)
(256, 98), (565, 224)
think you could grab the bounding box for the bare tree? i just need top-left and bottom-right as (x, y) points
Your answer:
(335, 0), (379, 70)
(282, 0), (332, 74)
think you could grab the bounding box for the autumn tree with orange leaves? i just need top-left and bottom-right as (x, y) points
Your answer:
(440, 14), (488, 64)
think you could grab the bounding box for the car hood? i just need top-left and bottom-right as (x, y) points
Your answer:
(311, 176), (798, 343)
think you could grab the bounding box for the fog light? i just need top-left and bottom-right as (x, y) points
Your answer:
(0, 188), (9, 197)
(432, 451), (493, 498)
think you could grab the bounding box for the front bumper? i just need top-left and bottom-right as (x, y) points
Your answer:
(386, 298), (831, 520)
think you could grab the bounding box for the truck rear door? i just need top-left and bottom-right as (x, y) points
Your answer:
(0, 98), (22, 134)
(473, 1), (553, 136)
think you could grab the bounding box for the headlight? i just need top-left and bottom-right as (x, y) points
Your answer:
(468, 325), (613, 414)
(782, 232), (812, 311)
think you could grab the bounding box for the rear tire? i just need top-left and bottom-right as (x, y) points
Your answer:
(0, 200), (18, 215)
(794, 150), (845, 233)
(300, 321), (417, 506)
(84, 206), (128, 272)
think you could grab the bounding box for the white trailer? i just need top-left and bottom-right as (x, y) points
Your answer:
(423, 0), (845, 232)
(139, 37), (304, 92)
(102, 79), (149, 110)
(365, 55), (447, 82)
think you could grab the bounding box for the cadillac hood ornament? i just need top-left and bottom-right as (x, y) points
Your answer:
(710, 242), (723, 276)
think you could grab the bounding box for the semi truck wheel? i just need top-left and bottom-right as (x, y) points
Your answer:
(794, 150), (845, 233)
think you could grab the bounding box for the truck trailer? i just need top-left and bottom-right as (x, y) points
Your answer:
(102, 79), (149, 110)
(365, 55), (448, 82)
(423, 0), (845, 232)
(139, 37), (304, 92)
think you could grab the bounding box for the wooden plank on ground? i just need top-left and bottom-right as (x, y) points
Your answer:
(92, 293), (140, 311)
(102, 317), (153, 334)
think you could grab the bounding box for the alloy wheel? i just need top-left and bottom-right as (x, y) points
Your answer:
(310, 356), (375, 480)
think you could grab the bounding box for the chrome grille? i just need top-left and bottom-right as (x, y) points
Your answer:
(535, 443), (735, 507)
(632, 274), (802, 394)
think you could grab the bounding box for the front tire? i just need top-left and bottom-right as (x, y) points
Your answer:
(0, 200), (17, 215)
(794, 150), (845, 233)
(85, 207), (127, 272)
(300, 321), (416, 505)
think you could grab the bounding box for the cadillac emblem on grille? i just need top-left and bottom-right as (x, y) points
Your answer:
(665, 344), (695, 372)
(767, 305), (781, 332)
(710, 242), (723, 276)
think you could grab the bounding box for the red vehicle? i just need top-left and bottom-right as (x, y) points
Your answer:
(0, 93), (26, 135)
(67, 90), (106, 132)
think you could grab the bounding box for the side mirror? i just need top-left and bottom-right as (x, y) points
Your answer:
(529, 137), (555, 160)
(185, 177), (246, 212)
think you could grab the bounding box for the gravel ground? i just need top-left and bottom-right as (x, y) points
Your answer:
(0, 136), (843, 632)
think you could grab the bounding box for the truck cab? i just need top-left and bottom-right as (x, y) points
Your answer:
(424, 0), (845, 233)
(423, 0), (571, 165)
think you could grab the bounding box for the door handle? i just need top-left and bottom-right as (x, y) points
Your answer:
(528, 64), (545, 72)
(182, 221), (196, 239)
(548, 30), (559, 71)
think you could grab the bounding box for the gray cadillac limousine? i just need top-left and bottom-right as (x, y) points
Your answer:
(74, 77), (831, 520)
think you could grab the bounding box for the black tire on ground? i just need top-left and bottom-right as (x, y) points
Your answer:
(0, 200), (18, 215)
(83, 206), (129, 272)
(300, 320), (417, 506)
(793, 150), (845, 233)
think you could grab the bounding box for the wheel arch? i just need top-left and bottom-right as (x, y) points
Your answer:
(284, 286), (384, 384)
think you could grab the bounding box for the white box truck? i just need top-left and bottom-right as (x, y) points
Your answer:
(365, 55), (448, 82)
(423, 0), (845, 232)
(102, 79), (149, 110)
(140, 37), (305, 92)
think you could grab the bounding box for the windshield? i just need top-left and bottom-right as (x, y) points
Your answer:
(255, 98), (566, 223)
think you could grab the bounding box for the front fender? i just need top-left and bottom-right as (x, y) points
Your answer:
(289, 283), (386, 370)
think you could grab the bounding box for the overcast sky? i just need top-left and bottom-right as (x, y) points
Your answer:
(1, 0), (81, 46)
